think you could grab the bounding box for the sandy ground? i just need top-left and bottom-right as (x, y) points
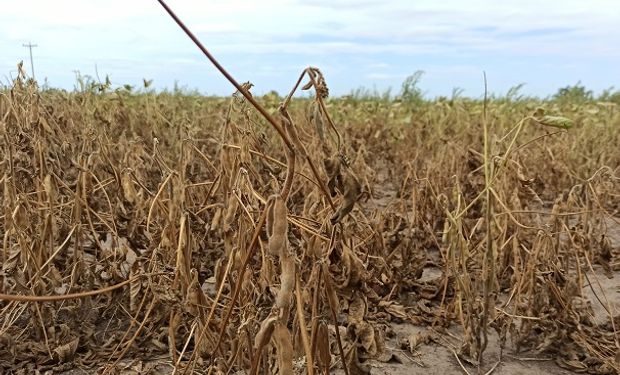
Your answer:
(334, 217), (620, 375)
(334, 324), (579, 375)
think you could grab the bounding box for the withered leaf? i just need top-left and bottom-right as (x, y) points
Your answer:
(53, 338), (79, 363)
(378, 301), (408, 320)
(346, 346), (371, 375)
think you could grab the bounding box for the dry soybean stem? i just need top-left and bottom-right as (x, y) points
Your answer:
(210, 202), (270, 359)
(155, 0), (294, 153)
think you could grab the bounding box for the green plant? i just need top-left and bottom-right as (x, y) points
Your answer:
(552, 81), (593, 102)
(399, 70), (425, 106)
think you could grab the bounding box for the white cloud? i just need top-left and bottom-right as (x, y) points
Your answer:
(365, 72), (401, 80)
(2, 0), (617, 57)
(0, 0), (618, 95)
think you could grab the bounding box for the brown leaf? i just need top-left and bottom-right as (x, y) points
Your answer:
(357, 322), (378, 356)
(405, 331), (431, 352)
(331, 171), (362, 224)
(53, 338), (79, 363)
(346, 346), (371, 375)
(378, 301), (408, 320)
(348, 294), (367, 323)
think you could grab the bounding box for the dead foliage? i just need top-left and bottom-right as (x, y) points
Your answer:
(1, 32), (620, 375)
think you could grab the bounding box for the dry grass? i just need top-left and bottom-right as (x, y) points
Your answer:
(1, 57), (619, 375)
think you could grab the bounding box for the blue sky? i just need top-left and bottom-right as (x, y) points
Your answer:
(1, 0), (618, 97)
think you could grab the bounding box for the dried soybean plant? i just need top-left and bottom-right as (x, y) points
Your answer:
(2, 2), (620, 375)
(389, 98), (620, 373)
(153, 2), (371, 374)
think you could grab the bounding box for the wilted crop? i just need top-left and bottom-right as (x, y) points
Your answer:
(0, 4), (619, 375)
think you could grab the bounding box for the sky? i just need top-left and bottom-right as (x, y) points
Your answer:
(0, 0), (618, 98)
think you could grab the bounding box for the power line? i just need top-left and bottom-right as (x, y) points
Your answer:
(22, 42), (37, 79)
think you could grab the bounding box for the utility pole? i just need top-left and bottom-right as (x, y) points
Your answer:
(22, 42), (37, 79)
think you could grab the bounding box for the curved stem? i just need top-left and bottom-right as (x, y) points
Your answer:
(156, 0), (293, 153)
